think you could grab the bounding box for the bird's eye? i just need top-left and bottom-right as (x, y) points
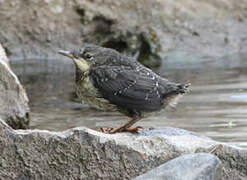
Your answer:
(85, 53), (93, 60)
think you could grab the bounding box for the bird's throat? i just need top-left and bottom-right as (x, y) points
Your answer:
(73, 59), (90, 73)
(73, 58), (90, 83)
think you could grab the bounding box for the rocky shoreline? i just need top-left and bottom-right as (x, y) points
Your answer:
(0, 118), (246, 179)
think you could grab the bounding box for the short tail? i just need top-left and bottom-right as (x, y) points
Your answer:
(177, 83), (191, 94)
(163, 83), (191, 108)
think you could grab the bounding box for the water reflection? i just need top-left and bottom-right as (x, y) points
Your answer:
(10, 54), (247, 148)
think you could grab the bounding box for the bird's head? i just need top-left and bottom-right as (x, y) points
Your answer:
(59, 44), (117, 73)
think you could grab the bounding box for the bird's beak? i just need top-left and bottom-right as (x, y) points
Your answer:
(58, 50), (74, 59)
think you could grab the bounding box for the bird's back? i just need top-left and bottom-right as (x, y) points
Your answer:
(89, 50), (190, 117)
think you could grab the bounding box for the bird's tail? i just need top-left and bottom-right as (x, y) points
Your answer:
(176, 83), (191, 94)
(163, 83), (191, 108)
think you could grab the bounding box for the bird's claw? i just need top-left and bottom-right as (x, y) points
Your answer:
(98, 127), (114, 133)
(122, 126), (144, 133)
(97, 126), (144, 134)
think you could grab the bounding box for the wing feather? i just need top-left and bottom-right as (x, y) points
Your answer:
(90, 66), (163, 112)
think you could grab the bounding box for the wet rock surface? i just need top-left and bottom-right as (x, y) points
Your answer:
(134, 153), (222, 180)
(0, 119), (246, 180)
(0, 0), (247, 66)
(0, 44), (30, 129)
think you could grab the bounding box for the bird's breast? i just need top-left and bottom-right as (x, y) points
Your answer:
(76, 76), (116, 111)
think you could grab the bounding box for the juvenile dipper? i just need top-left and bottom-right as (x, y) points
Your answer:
(59, 45), (190, 133)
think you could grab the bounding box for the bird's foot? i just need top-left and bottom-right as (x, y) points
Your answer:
(98, 127), (114, 133)
(122, 126), (144, 133)
(96, 126), (144, 134)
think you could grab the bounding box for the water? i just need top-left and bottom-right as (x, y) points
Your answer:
(10, 54), (247, 148)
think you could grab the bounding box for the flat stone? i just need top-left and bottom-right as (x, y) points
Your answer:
(0, 44), (30, 129)
(0, 119), (246, 179)
(134, 153), (222, 180)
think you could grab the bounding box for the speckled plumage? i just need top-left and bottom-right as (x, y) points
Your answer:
(59, 45), (190, 133)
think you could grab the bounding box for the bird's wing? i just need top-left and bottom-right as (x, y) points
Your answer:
(90, 65), (164, 112)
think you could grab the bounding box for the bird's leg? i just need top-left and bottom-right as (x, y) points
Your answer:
(109, 117), (142, 133)
(124, 126), (144, 133)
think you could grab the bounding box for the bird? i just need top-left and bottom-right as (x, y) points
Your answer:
(59, 44), (190, 133)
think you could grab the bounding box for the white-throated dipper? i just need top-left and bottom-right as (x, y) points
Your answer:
(59, 45), (190, 133)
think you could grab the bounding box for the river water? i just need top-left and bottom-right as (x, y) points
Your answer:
(10, 53), (247, 148)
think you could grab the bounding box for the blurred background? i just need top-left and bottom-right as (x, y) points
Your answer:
(1, 0), (247, 147)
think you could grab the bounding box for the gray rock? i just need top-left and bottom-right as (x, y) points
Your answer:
(0, 0), (247, 67)
(0, 44), (30, 129)
(0, 119), (246, 180)
(134, 153), (222, 180)
(0, 45), (9, 64)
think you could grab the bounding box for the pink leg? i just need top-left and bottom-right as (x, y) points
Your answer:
(109, 117), (142, 133)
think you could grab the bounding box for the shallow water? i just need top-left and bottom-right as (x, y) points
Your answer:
(10, 54), (247, 148)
